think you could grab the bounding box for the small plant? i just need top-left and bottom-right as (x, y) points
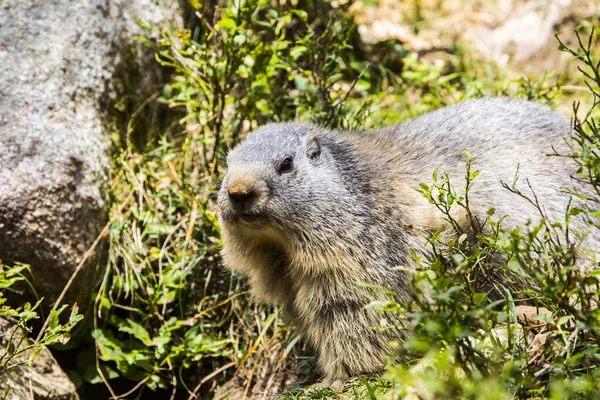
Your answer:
(0, 263), (82, 374)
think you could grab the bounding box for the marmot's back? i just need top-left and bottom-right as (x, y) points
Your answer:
(357, 98), (576, 232)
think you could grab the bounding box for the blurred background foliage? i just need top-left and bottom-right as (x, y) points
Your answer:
(36, 0), (600, 398)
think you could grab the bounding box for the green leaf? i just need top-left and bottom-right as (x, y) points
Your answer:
(534, 314), (553, 323)
(507, 257), (521, 271)
(355, 79), (371, 92)
(558, 315), (573, 326)
(325, 73), (343, 86)
(568, 207), (586, 216)
(290, 46), (307, 60)
(294, 76), (308, 92)
(119, 319), (152, 346)
(243, 55), (255, 68)
(233, 33), (246, 46)
(291, 9), (308, 21)
(216, 17), (236, 31)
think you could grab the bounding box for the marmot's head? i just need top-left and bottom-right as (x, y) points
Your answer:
(218, 123), (340, 234)
(217, 123), (383, 303)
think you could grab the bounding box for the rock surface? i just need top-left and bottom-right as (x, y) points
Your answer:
(466, 0), (591, 72)
(0, 0), (182, 310)
(352, 0), (598, 74)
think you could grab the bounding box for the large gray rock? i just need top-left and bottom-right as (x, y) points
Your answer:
(0, 0), (183, 309)
(467, 0), (587, 72)
(352, 0), (597, 75)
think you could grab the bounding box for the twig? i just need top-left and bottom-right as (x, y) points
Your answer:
(35, 221), (110, 343)
(187, 361), (236, 399)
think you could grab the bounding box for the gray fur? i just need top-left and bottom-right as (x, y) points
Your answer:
(217, 98), (595, 383)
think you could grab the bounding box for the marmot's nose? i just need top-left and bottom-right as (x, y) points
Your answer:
(227, 182), (256, 209)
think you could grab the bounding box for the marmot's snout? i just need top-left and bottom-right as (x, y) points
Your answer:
(222, 170), (270, 222)
(228, 179), (256, 210)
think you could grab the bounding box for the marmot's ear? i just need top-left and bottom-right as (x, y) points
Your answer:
(306, 132), (321, 163)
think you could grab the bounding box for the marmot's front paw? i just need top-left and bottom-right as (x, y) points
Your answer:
(312, 378), (345, 391)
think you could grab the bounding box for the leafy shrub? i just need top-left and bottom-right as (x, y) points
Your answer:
(0, 263), (82, 377)
(382, 26), (600, 400)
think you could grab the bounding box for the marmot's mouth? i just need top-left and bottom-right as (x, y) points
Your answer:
(239, 213), (266, 224)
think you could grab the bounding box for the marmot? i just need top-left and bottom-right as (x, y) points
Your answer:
(217, 98), (594, 386)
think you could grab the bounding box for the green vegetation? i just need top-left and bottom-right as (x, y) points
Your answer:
(2, 1), (599, 399)
(0, 263), (82, 375)
(92, 2), (600, 399)
(380, 27), (600, 399)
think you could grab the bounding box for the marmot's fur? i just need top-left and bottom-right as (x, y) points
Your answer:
(217, 98), (595, 385)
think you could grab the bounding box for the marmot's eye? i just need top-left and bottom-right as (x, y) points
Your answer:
(278, 156), (294, 173)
